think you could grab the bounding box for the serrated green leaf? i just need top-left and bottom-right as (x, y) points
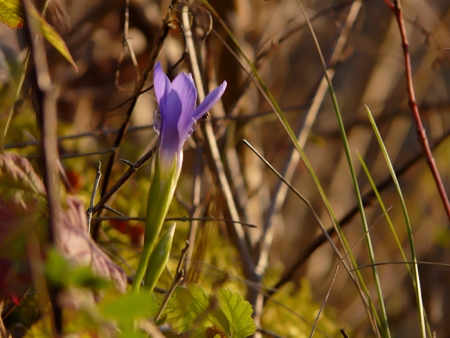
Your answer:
(164, 284), (211, 332)
(163, 284), (234, 337)
(0, 0), (23, 29)
(207, 305), (229, 336)
(26, 3), (77, 71)
(99, 292), (160, 322)
(217, 288), (256, 338)
(188, 328), (215, 338)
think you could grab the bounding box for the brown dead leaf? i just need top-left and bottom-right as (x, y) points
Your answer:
(58, 197), (127, 293)
(0, 153), (127, 301)
(0, 153), (47, 302)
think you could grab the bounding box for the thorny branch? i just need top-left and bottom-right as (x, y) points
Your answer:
(390, 0), (450, 223)
(91, 147), (156, 216)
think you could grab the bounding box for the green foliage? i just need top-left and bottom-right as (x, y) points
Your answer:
(45, 249), (110, 291)
(4, 0), (448, 336)
(23, 317), (53, 337)
(0, 0), (76, 69)
(133, 151), (181, 291)
(98, 292), (160, 322)
(144, 223), (176, 293)
(216, 288), (257, 338)
(163, 284), (212, 333)
(26, 3), (77, 70)
(0, 0), (23, 29)
(162, 284), (256, 338)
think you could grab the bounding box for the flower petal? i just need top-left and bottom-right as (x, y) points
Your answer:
(171, 72), (197, 119)
(159, 90), (183, 168)
(171, 72), (198, 143)
(193, 81), (227, 120)
(153, 62), (171, 113)
(152, 62), (227, 172)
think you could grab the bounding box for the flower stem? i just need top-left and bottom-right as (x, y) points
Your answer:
(132, 152), (179, 291)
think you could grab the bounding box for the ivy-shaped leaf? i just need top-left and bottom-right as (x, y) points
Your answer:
(0, 0), (23, 29)
(217, 288), (256, 338)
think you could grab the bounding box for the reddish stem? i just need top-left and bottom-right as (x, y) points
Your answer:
(390, 1), (450, 223)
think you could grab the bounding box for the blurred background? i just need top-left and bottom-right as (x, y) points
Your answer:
(1, 0), (450, 337)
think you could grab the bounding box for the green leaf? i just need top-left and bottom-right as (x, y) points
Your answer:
(0, 1), (77, 70)
(45, 248), (72, 287)
(45, 248), (111, 291)
(70, 266), (111, 291)
(164, 284), (254, 337)
(0, 0), (23, 29)
(98, 292), (160, 322)
(26, 4), (77, 71)
(133, 151), (180, 291)
(118, 330), (149, 338)
(144, 223), (176, 293)
(164, 284), (211, 333)
(217, 288), (256, 338)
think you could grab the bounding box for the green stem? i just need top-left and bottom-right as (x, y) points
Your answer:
(132, 152), (179, 291)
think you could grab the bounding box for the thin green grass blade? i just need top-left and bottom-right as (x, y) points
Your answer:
(200, 1), (352, 278)
(201, 0), (337, 228)
(357, 153), (410, 270)
(365, 105), (428, 338)
(202, 0), (385, 334)
(293, 2), (390, 335)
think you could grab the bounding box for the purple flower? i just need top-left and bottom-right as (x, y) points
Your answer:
(153, 62), (227, 171)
